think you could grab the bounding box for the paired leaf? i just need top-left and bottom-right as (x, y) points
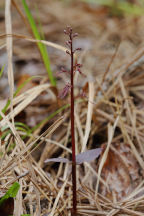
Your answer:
(76, 148), (102, 164)
(45, 157), (69, 164)
(45, 148), (102, 165)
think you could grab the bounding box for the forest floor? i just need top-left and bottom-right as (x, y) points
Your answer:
(1, 0), (144, 215)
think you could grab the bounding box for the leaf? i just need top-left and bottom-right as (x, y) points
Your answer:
(0, 182), (20, 216)
(45, 148), (102, 165)
(76, 148), (102, 164)
(0, 182), (20, 206)
(45, 157), (70, 164)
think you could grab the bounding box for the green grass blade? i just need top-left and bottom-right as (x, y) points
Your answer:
(117, 2), (144, 15)
(1, 130), (11, 140)
(22, 0), (56, 86)
(81, 0), (144, 15)
(14, 75), (41, 97)
(35, 4), (45, 40)
(21, 215), (31, 216)
(0, 99), (11, 120)
(16, 104), (70, 141)
(0, 65), (5, 79)
(31, 103), (70, 132)
(80, 0), (114, 7)
(14, 122), (31, 132)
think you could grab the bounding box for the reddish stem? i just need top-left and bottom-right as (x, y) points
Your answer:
(70, 32), (77, 215)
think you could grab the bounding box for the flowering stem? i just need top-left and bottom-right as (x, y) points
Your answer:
(62, 26), (82, 215)
(70, 31), (77, 216)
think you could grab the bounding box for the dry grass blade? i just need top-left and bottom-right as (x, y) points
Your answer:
(84, 162), (108, 188)
(0, 101), (41, 215)
(123, 181), (144, 202)
(77, 208), (108, 215)
(0, 84), (51, 127)
(1, 1), (144, 214)
(0, 109), (64, 175)
(75, 105), (84, 148)
(14, 179), (22, 216)
(0, 43), (6, 50)
(119, 77), (144, 156)
(49, 179), (68, 216)
(5, 0), (14, 126)
(120, 207), (144, 216)
(82, 81), (94, 152)
(107, 209), (120, 216)
(121, 121), (144, 169)
(32, 136), (72, 153)
(0, 108), (24, 150)
(13, 83), (54, 106)
(0, 33), (78, 61)
(21, 116), (65, 160)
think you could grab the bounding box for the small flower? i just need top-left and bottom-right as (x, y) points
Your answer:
(66, 40), (72, 47)
(72, 33), (78, 38)
(66, 50), (71, 55)
(73, 47), (82, 53)
(75, 47), (82, 51)
(59, 82), (71, 99)
(75, 63), (82, 68)
(74, 63), (86, 77)
(64, 29), (68, 34)
(64, 26), (72, 35)
(56, 67), (68, 77)
(61, 67), (68, 73)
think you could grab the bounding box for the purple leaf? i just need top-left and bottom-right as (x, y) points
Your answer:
(76, 148), (102, 165)
(45, 157), (70, 164)
(44, 148), (102, 165)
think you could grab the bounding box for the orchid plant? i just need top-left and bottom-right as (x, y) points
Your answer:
(45, 27), (102, 216)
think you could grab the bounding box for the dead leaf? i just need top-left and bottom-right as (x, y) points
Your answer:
(99, 143), (140, 201)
